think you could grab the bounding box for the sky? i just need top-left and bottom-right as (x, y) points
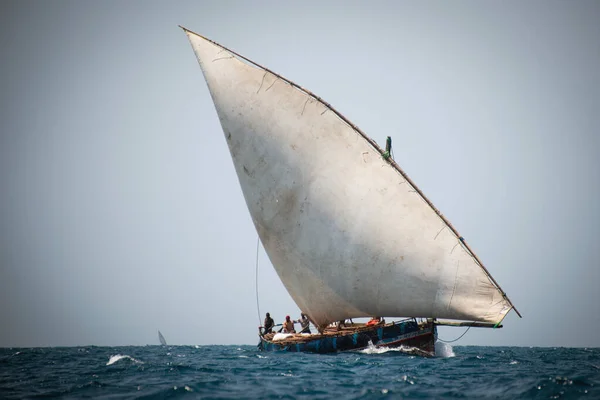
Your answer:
(1, 1), (599, 348)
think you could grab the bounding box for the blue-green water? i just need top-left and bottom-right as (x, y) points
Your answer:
(1, 344), (598, 399)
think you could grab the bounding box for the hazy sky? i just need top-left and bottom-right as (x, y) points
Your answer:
(1, 1), (598, 348)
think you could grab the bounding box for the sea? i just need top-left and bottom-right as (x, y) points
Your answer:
(1, 343), (598, 399)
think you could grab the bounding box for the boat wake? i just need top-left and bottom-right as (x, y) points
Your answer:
(106, 354), (144, 366)
(435, 341), (456, 358)
(357, 343), (394, 355)
(356, 341), (455, 358)
(358, 341), (424, 356)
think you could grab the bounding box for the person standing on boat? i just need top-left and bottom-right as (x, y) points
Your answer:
(262, 312), (274, 335)
(281, 315), (296, 333)
(296, 314), (311, 334)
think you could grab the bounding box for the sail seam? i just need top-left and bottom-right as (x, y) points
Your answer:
(257, 71), (267, 93)
(212, 55), (234, 62)
(180, 26), (521, 319)
(434, 226), (446, 240)
(447, 261), (459, 310)
(301, 97), (309, 116)
(450, 242), (459, 254)
(265, 77), (278, 92)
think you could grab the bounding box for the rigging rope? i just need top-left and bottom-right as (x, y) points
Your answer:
(437, 326), (472, 343)
(255, 236), (261, 325)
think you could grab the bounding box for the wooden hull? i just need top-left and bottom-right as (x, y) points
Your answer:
(258, 319), (437, 357)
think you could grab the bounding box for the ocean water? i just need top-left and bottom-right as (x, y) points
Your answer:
(1, 344), (598, 399)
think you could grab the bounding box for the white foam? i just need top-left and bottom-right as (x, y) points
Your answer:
(359, 345), (391, 355)
(358, 341), (421, 355)
(106, 354), (144, 366)
(357, 341), (385, 354)
(356, 340), (454, 357)
(435, 341), (456, 358)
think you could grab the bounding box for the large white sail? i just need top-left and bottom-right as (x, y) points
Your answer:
(184, 29), (516, 329)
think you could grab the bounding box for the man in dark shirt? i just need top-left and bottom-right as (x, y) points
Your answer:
(262, 312), (274, 335)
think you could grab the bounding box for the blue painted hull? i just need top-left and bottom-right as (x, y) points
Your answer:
(258, 319), (437, 356)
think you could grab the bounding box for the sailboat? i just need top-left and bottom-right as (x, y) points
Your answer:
(158, 330), (167, 346)
(181, 27), (521, 356)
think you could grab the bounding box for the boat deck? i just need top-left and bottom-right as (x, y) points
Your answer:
(261, 320), (429, 346)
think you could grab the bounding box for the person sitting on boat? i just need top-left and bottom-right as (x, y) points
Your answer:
(280, 315), (296, 333)
(295, 313), (311, 334)
(262, 312), (274, 335)
(366, 316), (383, 327)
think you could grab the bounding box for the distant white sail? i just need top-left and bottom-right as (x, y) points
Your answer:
(158, 330), (167, 346)
(184, 29), (517, 329)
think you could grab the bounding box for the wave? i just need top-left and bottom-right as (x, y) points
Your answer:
(106, 354), (144, 366)
(2, 346), (598, 399)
